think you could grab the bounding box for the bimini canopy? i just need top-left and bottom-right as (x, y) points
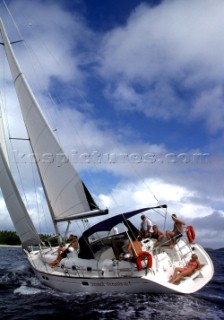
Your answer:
(78, 205), (167, 259)
(83, 204), (167, 239)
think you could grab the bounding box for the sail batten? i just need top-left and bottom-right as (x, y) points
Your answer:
(0, 19), (101, 223)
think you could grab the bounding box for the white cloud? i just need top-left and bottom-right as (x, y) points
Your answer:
(98, 177), (215, 219)
(190, 85), (224, 133)
(99, 0), (224, 132)
(101, 0), (224, 81)
(0, 194), (14, 229)
(3, 0), (96, 92)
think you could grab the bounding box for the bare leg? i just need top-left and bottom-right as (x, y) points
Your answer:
(166, 231), (175, 247)
(170, 269), (193, 284)
(169, 267), (183, 283)
(49, 247), (64, 268)
(171, 274), (184, 284)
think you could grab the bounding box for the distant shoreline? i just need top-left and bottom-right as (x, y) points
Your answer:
(0, 244), (21, 248)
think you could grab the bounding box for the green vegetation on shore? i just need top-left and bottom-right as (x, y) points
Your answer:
(0, 230), (21, 245)
(0, 230), (58, 246)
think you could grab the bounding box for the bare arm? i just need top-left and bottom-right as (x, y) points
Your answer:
(173, 216), (185, 225)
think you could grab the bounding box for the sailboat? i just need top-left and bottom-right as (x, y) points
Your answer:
(0, 19), (214, 294)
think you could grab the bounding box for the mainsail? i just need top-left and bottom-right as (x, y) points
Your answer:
(0, 19), (103, 225)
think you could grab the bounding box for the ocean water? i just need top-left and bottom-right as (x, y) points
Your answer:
(0, 247), (223, 320)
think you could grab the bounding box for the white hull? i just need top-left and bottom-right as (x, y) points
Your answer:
(33, 270), (174, 294)
(27, 240), (214, 294)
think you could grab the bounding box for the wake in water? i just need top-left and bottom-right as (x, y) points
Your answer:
(0, 248), (224, 320)
(1, 269), (223, 320)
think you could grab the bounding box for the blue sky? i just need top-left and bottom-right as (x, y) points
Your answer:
(0, 0), (224, 248)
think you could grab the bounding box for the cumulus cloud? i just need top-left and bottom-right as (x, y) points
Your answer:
(0, 195), (14, 230)
(2, 0), (97, 92)
(190, 85), (224, 133)
(188, 212), (224, 248)
(99, 0), (224, 133)
(97, 177), (218, 219)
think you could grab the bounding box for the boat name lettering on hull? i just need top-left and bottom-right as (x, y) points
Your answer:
(90, 281), (131, 287)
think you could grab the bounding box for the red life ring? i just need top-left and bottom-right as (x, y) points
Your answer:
(136, 251), (152, 271)
(186, 225), (196, 243)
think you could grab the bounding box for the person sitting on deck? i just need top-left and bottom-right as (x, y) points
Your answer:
(49, 234), (79, 268)
(169, 254), (201, 284)
(166, 214), (185, 248)
(140, 215), (153, 238)
(151, 225), (165, 244)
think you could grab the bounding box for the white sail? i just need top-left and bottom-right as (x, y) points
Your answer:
(0, 144), (40, 247)
(0, 19), (100, 222)
(0, 108), (9, 165)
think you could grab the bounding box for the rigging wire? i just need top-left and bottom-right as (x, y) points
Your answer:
(30, 152), (52, 235)
(3, 0), (23, 40)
